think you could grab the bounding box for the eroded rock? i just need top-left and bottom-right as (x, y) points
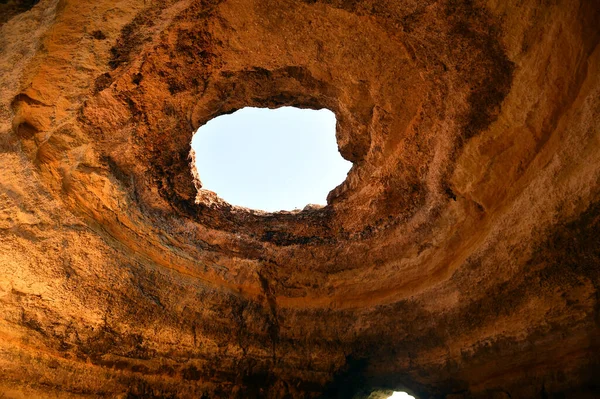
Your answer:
(0, 0), (599, 397)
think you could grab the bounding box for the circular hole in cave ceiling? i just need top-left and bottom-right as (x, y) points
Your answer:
(191, 106), (352, 212)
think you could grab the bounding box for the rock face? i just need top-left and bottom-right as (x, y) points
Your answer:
(1, 0), (599, 398)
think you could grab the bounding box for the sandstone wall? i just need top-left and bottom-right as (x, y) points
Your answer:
(0, 0), (599, 397)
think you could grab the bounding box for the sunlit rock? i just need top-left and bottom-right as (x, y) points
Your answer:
(0, 0), (599, 398)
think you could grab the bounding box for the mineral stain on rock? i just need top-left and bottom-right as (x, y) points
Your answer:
(0, 0), (39, 25)
(1, 0), (600, 398)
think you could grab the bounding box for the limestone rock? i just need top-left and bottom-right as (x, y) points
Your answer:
(0, 0), (599, 398)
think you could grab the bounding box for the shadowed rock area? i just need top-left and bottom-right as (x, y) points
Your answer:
(0, 0), (599, 398)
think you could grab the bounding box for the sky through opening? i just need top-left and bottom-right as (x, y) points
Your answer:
(191, 107), (352, 212)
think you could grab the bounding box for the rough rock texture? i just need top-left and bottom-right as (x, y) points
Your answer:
(1, 0), (599, 398)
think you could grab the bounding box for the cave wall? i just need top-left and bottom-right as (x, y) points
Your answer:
(0, 0), (599, 398)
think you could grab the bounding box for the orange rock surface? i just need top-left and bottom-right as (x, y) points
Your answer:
(0, 0), (599, 397)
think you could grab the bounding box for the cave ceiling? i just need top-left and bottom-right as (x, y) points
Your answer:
(0, 0), (599, 398)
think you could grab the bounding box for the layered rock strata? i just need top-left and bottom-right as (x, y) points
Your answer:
(0, 0), (599, 397)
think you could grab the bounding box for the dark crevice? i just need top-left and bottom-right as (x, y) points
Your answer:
(0, 0), (39, 25)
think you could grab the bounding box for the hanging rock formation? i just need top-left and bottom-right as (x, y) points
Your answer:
(1, 0), (599, 397)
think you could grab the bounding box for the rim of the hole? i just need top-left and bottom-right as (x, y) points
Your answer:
(189, 106), (350, 215)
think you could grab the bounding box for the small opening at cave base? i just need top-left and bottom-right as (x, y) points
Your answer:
(388, 392), (416, 399)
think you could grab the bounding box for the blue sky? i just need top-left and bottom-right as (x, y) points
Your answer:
(191, 107), (352, 212)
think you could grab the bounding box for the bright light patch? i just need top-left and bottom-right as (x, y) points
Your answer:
(388, 392), (415, 399)
(191, 107), (351, 212)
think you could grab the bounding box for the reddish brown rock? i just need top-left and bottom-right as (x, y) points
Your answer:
(0, 0), (599, 398)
